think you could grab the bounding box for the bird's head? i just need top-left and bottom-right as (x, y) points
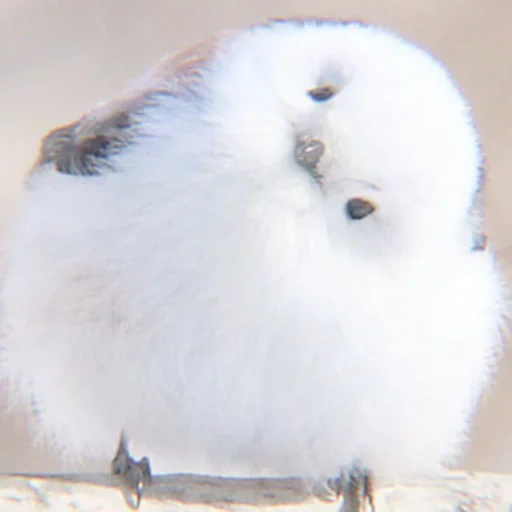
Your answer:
(35, 19), (484, 260)
(197, 19), (483, 257)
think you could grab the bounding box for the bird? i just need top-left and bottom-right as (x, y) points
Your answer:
(0, 17), (507, 510)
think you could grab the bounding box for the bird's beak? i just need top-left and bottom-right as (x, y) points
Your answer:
(295, 133), (326, 183)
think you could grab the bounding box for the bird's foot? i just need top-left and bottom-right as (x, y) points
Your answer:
(339, 466), (375, 512)
(111, 432), (152, 509)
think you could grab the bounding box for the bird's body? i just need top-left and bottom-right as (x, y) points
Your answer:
(0, 19), (506, 488)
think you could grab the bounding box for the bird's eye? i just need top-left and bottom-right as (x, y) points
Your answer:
(308, 85), (336, 102)
(346, 198), (375, 220)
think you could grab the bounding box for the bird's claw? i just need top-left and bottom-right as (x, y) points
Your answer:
(111, 432), (152, 509)
(340, 466), (375, 512)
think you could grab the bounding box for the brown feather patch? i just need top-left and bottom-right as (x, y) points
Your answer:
(33, 98), (142, 176)
(145, 34), (226, 96)
(32, 35), (226, 177)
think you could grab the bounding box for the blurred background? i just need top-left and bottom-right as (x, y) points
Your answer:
(0, 0), (511, 475)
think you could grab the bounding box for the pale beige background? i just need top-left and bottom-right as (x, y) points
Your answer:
(0, 0), (511, 476)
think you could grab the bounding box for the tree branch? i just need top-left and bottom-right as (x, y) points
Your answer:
(0, 470), (511, 511)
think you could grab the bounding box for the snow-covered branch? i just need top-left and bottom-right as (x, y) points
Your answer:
(0, 470), (511, 511)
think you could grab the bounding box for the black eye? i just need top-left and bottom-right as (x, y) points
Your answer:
(346, 198), (375, 220)
(308, 85), (336, 102)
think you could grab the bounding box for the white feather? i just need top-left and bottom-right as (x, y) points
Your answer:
(0, 20), (507, 484)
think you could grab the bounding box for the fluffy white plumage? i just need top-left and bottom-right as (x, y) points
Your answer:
(0, 19), (507, 487)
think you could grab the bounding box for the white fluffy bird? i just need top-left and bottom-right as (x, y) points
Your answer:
(0, 17), (507, 509)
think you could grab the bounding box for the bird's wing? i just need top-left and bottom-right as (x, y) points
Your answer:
(30, 33), (225, 178)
